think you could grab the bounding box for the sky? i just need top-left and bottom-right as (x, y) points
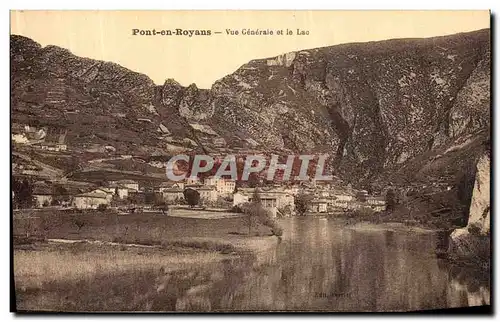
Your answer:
(10, 10), (490, 89)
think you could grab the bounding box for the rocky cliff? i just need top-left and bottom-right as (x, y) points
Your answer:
(448, 152), (490, 266)
(11, 29), (490, 186)
(206, 29), (490, 183)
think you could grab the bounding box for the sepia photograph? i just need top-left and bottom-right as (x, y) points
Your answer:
(10, 10), (491, 313)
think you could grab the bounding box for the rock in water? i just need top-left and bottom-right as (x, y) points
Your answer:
(449, 152), (490, 263)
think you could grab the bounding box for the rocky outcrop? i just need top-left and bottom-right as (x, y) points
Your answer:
(448, 152), (490, 265)
(11, 35), (194, 156)
(170, 29), (490, 182)
(11, 29), (490, 185)
(212, 30), (490, 179)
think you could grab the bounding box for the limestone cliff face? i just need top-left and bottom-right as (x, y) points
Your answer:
(449, 152), (490, 263)
(465, 153), (491, 235)
(172, 29), (490, 182)
(11, 35), (192, 155)
(11, 29), (490, 185)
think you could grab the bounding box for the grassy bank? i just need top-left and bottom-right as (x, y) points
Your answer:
(15, 242), (226, 289)
(330, 206), (465, 230)
(14, 242), (235, 311)
(13, 210), (277, 312)
(14, 209), (272, 243)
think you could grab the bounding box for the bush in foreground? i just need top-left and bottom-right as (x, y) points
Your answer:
(239, 189), (284, 237)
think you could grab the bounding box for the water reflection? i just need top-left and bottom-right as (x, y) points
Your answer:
(210, 218), (490, 311)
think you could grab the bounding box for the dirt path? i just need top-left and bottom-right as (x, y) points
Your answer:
(47, 238), (162, 248)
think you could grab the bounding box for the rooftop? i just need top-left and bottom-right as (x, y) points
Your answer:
(75, 191), (109, 199)
(112, 179), (138, 184)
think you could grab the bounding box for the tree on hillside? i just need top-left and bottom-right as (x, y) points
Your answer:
(295, 190), (312, 216)
(12, 178), (34, 209)
(52, 185), (70, 206)
(183, 188), (200, 208)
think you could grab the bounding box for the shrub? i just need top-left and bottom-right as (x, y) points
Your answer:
(231, 205), (243, 213)
(71, 216), (88, 232)
(240, 202), (261, 235)
(357, 206), (376, 217)
(349, 206), (377, 218)
(277, 205), (292, 218)
(214, 197), (232, 209)
(468, 223), (482, 236)
(385, 188), (397, 212)
(240, 192), (284, 237)
(269, 222), (283, 237)
(295, 191), (312, 216)
(183, 188), (200, 207)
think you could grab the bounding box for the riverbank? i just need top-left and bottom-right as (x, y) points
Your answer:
(329, 214), (490, 281)
(13, 210), (279, 312)
(322, 208), (463, 231)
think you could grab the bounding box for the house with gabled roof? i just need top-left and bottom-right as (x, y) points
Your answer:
(32, 184), (53, 208)
(72, 189), (112, 209)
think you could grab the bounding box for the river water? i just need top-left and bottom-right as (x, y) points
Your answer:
(174, 217), (490, 312)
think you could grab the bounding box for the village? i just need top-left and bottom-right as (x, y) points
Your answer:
(11, 121), (387, 218)
(18, 174), (386, 217)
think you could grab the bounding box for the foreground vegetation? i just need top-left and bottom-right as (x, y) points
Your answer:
(13, 209), (278, 312)
(14, 209), (273, 242)
(14, 242), (237, 311)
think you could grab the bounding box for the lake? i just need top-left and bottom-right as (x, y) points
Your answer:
(174, 217), (490, 312)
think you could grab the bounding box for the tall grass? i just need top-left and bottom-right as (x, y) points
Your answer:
(14, 245), (223, 291)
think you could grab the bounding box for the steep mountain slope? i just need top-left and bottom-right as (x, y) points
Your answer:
(11, 35), (194, 156)
(11, 29), (490, 186)
(206, 29), (490, 182)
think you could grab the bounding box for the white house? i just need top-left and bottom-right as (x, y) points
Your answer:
(149, 161), (165, 169)
(234, 188), (295, 208)
(197, 185), (218, 202)
(185, 184), (218, 202)
(204, 176), (235, 196)
(158, 182), (185, 193)
(32, 185), (53, 208)
(101, 184), (129, 200)
(309, 199), (329, 213)
(333, 193), (354, 202)
(366, 196), (386, 211)
(233, 188), (295, 218)
(186, 176), (200, 185)
(12, 133), (29, 144)
(73, 189), (112, 209)
(162, 188), (185, 203)
(233, 192), (250, 207)
(36, 142), (67, 152)
(233, 192), (279, 217)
